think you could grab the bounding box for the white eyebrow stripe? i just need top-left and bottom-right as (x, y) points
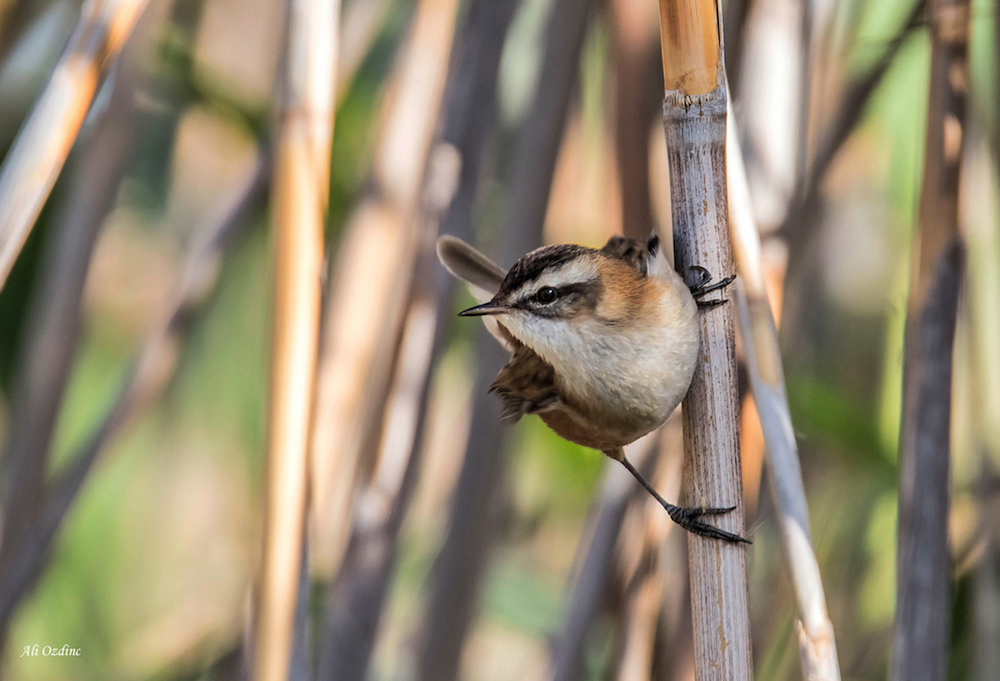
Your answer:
(509, 259), (599, 302)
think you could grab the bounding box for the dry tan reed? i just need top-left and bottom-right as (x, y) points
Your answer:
(0, 0), (150, 291)
(655, 1), (752, 678)
(253, 0), (339, 677)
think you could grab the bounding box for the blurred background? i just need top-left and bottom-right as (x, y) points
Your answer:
(0, 0), (997, 678)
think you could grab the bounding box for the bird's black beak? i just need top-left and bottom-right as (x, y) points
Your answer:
(458, 300), (511, 316)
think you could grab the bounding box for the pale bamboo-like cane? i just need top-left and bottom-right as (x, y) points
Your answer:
(728, 106), (841, 681)
(0, 0), (149, 292)
(655, 1), (752, 679)
(253, 0), (338, 677)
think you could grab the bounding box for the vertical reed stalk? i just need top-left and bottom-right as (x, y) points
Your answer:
(728, 107), (841, 681)
(655, 1), (751, 679)
(891, 0), (969, 679)
(0, 0), (150, 291)
(609, 0), (660, 241)
(254, 0), (338, 676)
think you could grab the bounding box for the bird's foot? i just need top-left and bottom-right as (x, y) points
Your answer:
(665, 504), (751, 544)
(687, 266), (736, 303)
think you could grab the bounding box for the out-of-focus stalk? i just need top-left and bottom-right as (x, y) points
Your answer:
(415, 0), (594, 677)
(0, 26), (142, 652)
(962, 141), (1000, 681)
(551, 435), (658, 681)
(0, 0), (150, 291)
(336, 0), (392, 102)
(609, 0), (660, 242)
(728, 106), (841, 681)
(608, 412), (690, 681)
(0, 151), (268, 649)
(0, 56), (138, 581)
(309, 0), (459, 579)
(655, 1), (752, 679)
(317, 1), (511, 677)
(253, 0), (338, 676)
(891, 0), (969, 679)
(779, 0), (922, 323)
(0, 0), (227, 645)
(615, 423), (684, 681)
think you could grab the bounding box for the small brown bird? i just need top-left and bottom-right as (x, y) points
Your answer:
(437, 233), (748, 543)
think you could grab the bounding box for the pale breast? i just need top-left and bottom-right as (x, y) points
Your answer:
(542, 277), (700, 446)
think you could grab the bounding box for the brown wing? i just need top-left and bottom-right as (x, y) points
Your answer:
(600, 235), (653, 275)
(488, 345), (562, 423)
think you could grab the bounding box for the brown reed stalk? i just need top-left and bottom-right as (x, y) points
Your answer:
(609, 0), (661, 242)
(728, 107), (841, 681)
(890, 0), (968, 679)
(0, 0), (151, 292)
(252, 0), (339, 676)
(655, 1), (752, 679)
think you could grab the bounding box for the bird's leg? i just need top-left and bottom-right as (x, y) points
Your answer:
(615, 452), (750, 544)
(687, 266), (736, 307)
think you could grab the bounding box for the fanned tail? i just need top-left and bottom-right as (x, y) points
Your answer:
(488, 383), (561, 423)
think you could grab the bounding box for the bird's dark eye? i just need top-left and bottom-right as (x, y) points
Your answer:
(536, 286), (558, 304)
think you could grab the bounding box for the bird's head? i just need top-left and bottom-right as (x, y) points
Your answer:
(459, 244), (647, 351)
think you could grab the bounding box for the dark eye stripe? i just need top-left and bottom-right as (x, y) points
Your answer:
(509, 279), (600, 311)
(556, 281), (597, 297)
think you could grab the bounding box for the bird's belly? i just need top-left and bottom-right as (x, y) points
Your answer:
(538, 409), (638, 451)
(545, 331), (697, 449)
(518, 281), (700, 451)
(539, 370), (685, 451)
(539, 393), (668, 451)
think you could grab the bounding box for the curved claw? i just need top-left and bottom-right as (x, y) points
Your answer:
(690, 272), (736, 299)
(687, 265), (711, 289)
(666, 505), (751, 544)
(696, 297), (727, 309)
(695, 505), (737, 516)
